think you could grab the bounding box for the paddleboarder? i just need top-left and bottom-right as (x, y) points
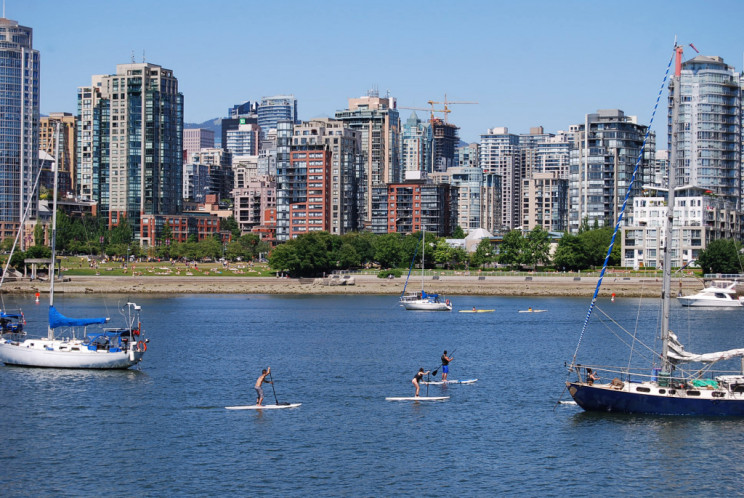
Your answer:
(255, 367), (272, 406)
(441, 350), (453, 382)
(412, 368), (430, 397)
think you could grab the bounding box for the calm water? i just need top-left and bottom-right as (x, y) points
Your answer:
(1, 292), (743, 496)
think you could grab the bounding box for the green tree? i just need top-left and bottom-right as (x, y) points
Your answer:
(451, 225), (466, 238)
(552, 233), (588, 271)
(220, 216), (240, 239)
(524, 227), (551, 267)
(340, 232), (376, 264)
(697, 239), (742, 275)
(336, 242), (361, 268)
(498, 230), (524, 268)
(110, 219), (133, 246)
(578, 227), (619, 268)
(374, 233), (404, 269)
(469, 238), (495, 268)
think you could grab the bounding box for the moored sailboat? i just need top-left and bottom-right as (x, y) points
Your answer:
(0, 124), (147, 369)
(399, 227), (452, 311)
(565, 43), (744, 416)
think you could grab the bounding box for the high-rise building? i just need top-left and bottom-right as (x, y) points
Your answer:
(188, 148), (233, 201)
(274, 120), (293, 241)
(370, 180), (454, 236)
(40, 113), (76, 195)
(401, 111), (431, 175)
(455, 143), (479, 168)
(77, 62), (183, 241)
(479, 128), (521, 230)
(431, 166), (483, 233)
(225, 123), (260, 156)
(289, 119), (362, 236)
(431, 119), (459, 172)
(258, 95), (298, 136)
(183, 128), (214, 161)
(568, 110), (653, 233)
(668, 55), (741, 208)
(521, 171), (568, 232)
(622, 186), (740, 269)
(335, 91), (401, 229)
(0, 17), (40, 246)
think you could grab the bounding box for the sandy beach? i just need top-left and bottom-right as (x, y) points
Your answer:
(0, 274), (705, 298)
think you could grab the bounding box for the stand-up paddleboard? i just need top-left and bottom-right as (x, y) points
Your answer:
(226, 403), (301, 410)
(459, 309), (494, 313)
(518, 309), (547, 313)
(421, 378), (478, 385)
(385, 396), (449, 401)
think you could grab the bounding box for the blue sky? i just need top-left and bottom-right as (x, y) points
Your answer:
(14, 0), (744, 146)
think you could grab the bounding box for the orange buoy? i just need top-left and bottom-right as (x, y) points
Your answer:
(35, 292), (40, 304)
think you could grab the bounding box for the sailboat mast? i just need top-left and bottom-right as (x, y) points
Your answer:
(661, 44), (684, 370)
(421, 225), (425, 292)
(48, 123), (60, 339)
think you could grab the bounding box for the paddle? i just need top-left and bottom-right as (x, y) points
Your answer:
(431, 348), (456, 376)
(268, 371), (290, 406)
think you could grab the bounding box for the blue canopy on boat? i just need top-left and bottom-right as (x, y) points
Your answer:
(1, 311), (23, 319)
(48, 305), (108, 329)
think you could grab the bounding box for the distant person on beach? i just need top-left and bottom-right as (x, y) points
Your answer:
(255, 367), (272, 406)
(412, 368), (430, 397)
(441, 350), (453, 381)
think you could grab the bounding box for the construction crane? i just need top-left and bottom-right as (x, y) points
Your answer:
(397, 105), (448, 125)
(426, 94), (478, 124)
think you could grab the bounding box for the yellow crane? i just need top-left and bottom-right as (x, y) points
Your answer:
(426, 94), (478, 124)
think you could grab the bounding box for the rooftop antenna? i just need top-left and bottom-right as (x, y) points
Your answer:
(131, 50), (135, 63)
(143, 50), (146, 63)
(3, 0), (5, 19)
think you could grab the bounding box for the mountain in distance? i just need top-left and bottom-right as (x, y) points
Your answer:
(185, 117), (222, 145)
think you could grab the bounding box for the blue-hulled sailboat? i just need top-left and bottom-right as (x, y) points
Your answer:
(566, 43), (744, 416)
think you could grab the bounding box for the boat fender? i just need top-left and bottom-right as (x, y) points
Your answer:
(137, 340), (147, 352)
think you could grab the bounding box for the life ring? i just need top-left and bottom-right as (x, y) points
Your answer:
(137, 340), (147, 352)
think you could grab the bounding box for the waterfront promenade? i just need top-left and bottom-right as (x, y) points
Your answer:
(1, 273), (704, 298)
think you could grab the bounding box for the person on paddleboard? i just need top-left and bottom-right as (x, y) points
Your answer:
(255, 367), (272, 406)
(441, 350), (453, 382)
(412, 368), (430, 397)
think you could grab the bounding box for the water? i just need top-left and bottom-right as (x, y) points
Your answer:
(1, 293), (743, 495)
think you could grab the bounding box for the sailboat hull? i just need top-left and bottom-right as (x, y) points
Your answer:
(568, 382), (744, 416)
(400, 300), (452, 311)
(0, 340), (143, 369)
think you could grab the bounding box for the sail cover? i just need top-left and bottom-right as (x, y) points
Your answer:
(668, 331), (744, 364)
(48, 306), (108, 329)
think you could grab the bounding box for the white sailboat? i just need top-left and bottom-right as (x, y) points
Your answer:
(399, 227), (452, 311)
(0, 124), (147, 369)
(566, 43), (744, 415)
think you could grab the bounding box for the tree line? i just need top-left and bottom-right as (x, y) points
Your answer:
(1, 213), (268, 267)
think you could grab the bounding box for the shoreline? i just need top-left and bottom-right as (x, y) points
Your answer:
(0, 274), (704, 298)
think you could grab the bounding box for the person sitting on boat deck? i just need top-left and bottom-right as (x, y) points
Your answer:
(586, 368), (599, 386)
(412, 368), (430, 397)
(528, 307), (533, 312)
(472, 306), (477, 312)
(441, 350), (454, 382)
(254, 367), (272, 406)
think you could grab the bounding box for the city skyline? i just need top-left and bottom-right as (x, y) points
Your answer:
(15, 0), (744, 146)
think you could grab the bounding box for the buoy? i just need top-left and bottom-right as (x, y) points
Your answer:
(611, 293), (616, 303)
(35, 292), (40, 304)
